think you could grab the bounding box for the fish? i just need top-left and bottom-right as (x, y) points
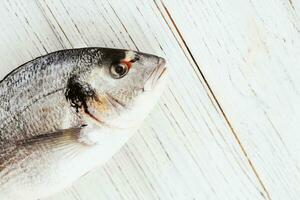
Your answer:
(0, 47), (168, 200)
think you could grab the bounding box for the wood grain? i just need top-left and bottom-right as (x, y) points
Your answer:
(0, 0), (298, 199)
(155, 0), (300, 199)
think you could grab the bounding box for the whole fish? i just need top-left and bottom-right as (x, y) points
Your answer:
(0, 47), (167, 200)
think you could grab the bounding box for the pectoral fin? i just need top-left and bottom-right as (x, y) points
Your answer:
(0, 126), (86, 173)
(0, 126), (90, 200)
(17, 127), (84, 147)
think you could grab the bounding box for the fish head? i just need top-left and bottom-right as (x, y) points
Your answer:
(68, 48), (168, 131)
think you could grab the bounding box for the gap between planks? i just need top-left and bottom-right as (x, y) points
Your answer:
(152, 0), (272, 199)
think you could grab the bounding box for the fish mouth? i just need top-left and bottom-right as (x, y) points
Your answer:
(143, 57), (168, 91)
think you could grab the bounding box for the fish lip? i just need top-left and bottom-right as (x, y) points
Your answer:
(156, 58), (167, 80)
(143, 57), (168, 91)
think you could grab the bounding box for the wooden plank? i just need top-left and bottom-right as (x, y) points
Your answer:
(0, 0), (269, 199)
(156, 0), (300, 199)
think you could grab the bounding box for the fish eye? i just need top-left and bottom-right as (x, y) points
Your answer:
(110, 63), (129, 79)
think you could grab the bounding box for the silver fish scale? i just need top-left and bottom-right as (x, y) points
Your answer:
(0, 48), (103, 144)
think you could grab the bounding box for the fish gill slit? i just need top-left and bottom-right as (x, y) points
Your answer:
(105, 93), (126, 108)
(81, 101), (106, 126)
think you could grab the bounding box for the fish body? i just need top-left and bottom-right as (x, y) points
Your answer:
(0, 48), (167, 200)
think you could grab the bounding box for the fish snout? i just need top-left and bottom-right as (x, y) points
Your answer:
(143, 57), (168, 91)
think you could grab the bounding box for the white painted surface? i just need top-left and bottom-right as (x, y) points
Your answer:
(0, 0), (299, 199)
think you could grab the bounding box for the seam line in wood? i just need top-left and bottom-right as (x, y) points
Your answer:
(35, 0), (73, 48)
(153, 1), (272, 199)
(106, 0), (140, 51)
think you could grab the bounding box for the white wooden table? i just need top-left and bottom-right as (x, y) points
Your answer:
(0, 0), (299, 199)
